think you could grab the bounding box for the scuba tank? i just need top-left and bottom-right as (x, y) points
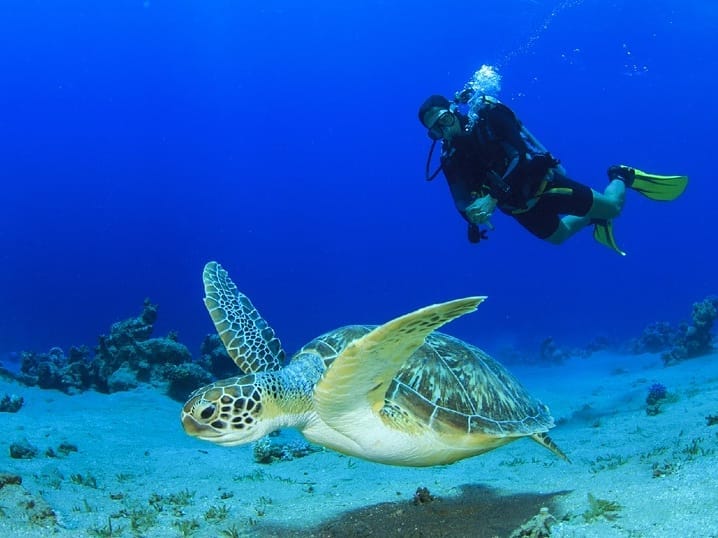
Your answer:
(519, 125), (567, 175)
(472, 93), (567, 177)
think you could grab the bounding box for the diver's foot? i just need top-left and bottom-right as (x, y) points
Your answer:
(607, 165), (635, 187)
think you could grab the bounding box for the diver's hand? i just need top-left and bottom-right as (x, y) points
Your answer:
(466, 195), (497, 225)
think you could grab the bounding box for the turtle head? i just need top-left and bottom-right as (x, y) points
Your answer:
(181, 374), (275, 446)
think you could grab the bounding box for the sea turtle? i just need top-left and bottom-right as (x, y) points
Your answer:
(181, 262), (568, 466)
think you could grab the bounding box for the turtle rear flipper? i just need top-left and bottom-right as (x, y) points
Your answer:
(531, 432), (570, 462)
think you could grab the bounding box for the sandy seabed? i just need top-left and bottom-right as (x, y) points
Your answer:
(1, 349), (717, 537)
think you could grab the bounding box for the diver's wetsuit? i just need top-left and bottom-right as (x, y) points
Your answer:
(440, 101), (592, 239)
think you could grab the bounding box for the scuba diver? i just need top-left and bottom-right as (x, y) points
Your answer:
(418, 91), (688, 255)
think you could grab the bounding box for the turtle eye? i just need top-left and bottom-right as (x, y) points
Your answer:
(199, 403), (216, 421)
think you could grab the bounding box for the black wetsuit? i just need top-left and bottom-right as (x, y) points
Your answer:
(440, 101), (592, 239)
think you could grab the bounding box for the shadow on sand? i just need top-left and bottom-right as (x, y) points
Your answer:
(258, 483), (571, 537)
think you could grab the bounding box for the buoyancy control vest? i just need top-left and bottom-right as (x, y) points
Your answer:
(442, 96), (559, 211)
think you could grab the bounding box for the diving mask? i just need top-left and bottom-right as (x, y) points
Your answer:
(426, 109), (456, 140)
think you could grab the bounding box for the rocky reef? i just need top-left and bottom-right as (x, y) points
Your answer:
(6, 293), (714, 401)
(7, 300), (229, 401)
(252, 435), (322, 464)
(495, 295), (716, 367)
(0, 394), (23, 413)
(631, 295), (718, 365)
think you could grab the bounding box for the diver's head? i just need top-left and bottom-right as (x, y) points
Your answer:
(419, 94), (460, 141)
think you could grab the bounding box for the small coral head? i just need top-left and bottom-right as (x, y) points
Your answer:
(181, 375), (268, 446)
(646, 383), (668, 405)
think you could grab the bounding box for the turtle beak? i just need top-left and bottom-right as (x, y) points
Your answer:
(181, 412), (223, 438)
(180, 413), (250, 446)
(180, 397), (224, 438)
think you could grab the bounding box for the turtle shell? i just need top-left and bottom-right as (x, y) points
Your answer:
(295, 327), (553, 437)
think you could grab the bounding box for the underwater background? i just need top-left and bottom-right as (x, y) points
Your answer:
(1, 0), (716, 361)
(2, 2), (718, 537)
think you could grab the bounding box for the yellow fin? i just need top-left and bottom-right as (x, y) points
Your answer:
(629, 166), (688, 201)
(593, 219), (626, 256)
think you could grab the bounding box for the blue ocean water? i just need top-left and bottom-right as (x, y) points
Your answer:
(1, 0), (716, 363)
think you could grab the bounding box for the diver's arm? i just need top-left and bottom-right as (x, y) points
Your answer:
(446, 176), (477, 217)
(443, 168), (495, 225)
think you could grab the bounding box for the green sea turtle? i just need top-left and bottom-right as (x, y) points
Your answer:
(181, 261), (568, 466)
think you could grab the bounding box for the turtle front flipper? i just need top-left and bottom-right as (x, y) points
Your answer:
(314, 297), (485, 436)
(203, 262), (285, 373)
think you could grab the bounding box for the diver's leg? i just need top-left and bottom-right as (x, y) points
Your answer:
(546, 179), (625, 244)
(546, 214), (591, 244)
(546, 179), (626, 245)
(587, 180), (626, 220)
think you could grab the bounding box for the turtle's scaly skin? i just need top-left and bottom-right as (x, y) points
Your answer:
(181, 262), (568, 466)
